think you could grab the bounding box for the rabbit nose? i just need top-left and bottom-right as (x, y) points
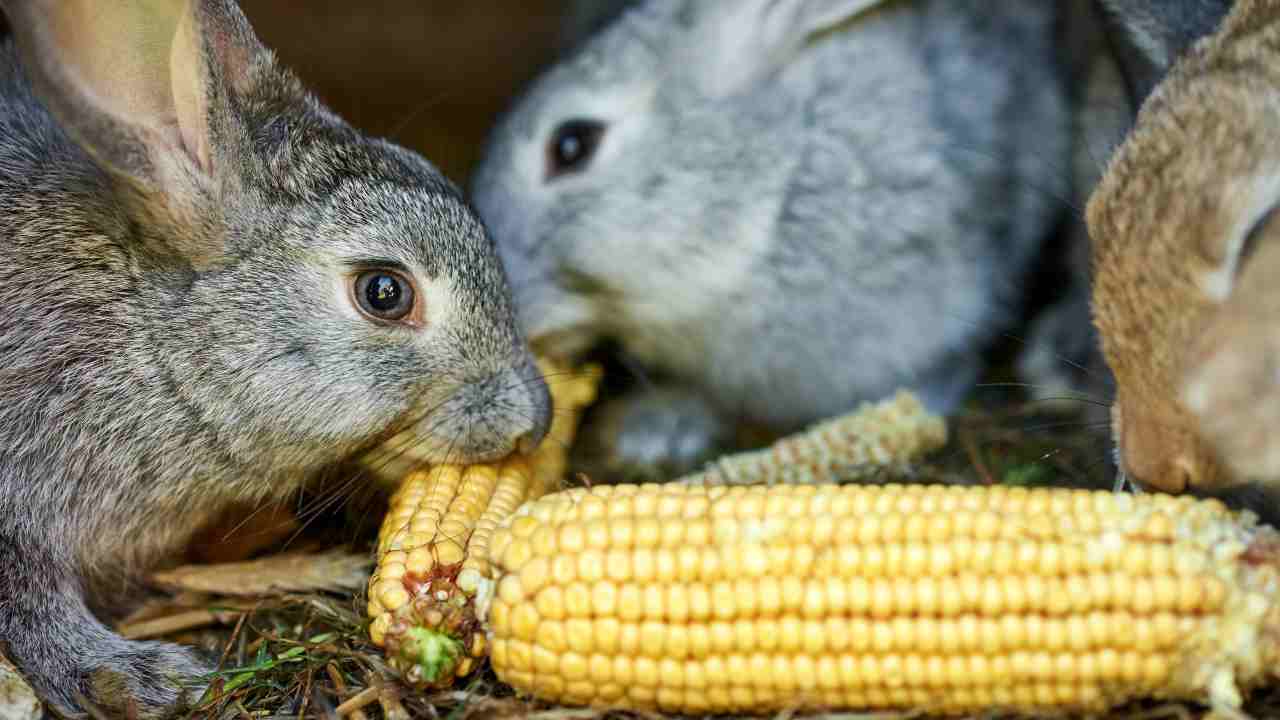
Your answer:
(1131, 453), (1220, 494)
(1115, 402), (1184, 493)
(1136, 457), (1196, 494)
(1116, 402), (1218, 493)
(1120, 451), (1178, 493)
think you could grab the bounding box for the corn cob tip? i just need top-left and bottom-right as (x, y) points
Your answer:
(395, 628), (464, 686)
(377, 576), (488, 688)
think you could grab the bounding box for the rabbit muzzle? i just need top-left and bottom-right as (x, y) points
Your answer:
(1113, 398), (1227, 494)
(355, 361), (551, 481)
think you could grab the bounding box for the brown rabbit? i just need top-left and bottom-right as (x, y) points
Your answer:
(1089, 0), (1280, 499)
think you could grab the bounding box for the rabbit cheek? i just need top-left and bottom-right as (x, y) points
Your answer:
(1183, 323), (1280, 484)
(1182, 233), (1280, 486)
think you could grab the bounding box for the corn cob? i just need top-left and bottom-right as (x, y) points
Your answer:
(480, 483), (1280, 716)
(366, 359), (601, 687)
(677, 389), (946, 486)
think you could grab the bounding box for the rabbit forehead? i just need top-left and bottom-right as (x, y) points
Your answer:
(301, 181), (494, 276)
(550, 1), (674, 98)
(521, 7), (669, 133)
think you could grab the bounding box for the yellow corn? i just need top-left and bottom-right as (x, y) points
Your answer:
(480, 483), (1280, 716)
(366, 359), (601, 687)
(676, 389), (946, 486)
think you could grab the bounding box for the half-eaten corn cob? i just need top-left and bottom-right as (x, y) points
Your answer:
(366, 359), (601, 687)
(676, 389), (946, 486)
(369, 385), (948, 688)
(481, 483), (1280, 716)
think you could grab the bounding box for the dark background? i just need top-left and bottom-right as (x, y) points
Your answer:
(242, 1), (576, 184)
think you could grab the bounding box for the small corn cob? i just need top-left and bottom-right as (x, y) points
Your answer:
(677, 390), (946, 486)
(366, 359), (601, 687)
(480, 483), (1280, 716)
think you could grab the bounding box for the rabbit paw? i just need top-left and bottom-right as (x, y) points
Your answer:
(83, 641), (211, 719)
(9, 631), (209, 719)
(1017, 286), (1109, 416)
(573, 386), (734, 481)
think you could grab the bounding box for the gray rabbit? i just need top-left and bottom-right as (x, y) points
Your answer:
(474, 0), (1084, 474)
(0, 0), (550, 716)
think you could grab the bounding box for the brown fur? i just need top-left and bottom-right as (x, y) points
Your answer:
(1090, 0), (1280, 492)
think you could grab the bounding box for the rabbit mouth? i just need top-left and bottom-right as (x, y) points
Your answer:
(353, 422), (516, 483)
(529, 326), (598, 362)
(353, 365), (551, 481)
(354, 429), (446, 483)
(517, 288), (601, 357)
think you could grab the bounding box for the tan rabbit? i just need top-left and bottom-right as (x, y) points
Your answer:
(1089, 0), (1280, 497)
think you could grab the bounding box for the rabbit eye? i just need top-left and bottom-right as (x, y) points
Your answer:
(351, 269), (418, 324)
(546, 119), (605, 180)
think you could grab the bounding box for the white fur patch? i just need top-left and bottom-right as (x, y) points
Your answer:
(420, 272), (461, 331)
(1182, 367), (1213, 414)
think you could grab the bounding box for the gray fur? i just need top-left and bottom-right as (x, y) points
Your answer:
(1096, 0), (1233, 102)
(1018, 0), (1132, 413)
(0, 1), (548, 716)
(474, 0), (1074, 467)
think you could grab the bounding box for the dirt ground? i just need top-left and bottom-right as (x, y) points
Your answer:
(125, 395), (1280, 720)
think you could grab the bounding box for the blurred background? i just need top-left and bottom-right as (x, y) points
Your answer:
(241, 1), (581, 184)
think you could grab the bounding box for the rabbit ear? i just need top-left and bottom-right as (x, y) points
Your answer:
(1096, 0), (1232, 104)
(1, 0), (263, 262)
(687, 0), (892, 97)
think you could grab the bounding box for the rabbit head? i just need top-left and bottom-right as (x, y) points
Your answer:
(473, 0), (1070, 429)
(2, 0), (550, 475)
(1089, 0), (1280, 493)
